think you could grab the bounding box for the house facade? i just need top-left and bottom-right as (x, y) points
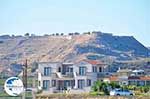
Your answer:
(38, 60), (107, 94)
(105, 69), (150, 86)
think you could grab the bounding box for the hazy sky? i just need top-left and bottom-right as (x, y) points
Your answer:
(0, 0), (149, 46)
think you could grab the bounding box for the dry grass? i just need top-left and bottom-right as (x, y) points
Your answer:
(36, 93), (150, 99)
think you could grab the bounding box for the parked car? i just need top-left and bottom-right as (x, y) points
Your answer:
(110, 89), (133, 96)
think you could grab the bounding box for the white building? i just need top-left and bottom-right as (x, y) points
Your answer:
(38, 60), (107, 94)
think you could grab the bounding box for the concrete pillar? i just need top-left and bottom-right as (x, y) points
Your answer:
(84, 79), (87, 87)
(74, 79), (78, 89)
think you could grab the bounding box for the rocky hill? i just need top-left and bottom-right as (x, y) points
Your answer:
(76, 33), (150, 60)
(0, 32), (149, 76)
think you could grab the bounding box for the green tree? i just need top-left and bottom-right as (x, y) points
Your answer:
(126, 85), (136, 90)
(92, 81), (101, 92)
(92, 81), (109, 95)
(25, 33), (30, 37)
(109, 82), (120, 89)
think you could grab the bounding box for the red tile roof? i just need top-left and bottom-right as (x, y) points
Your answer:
(128, 76), (150, 81)
(108, 76), (150, 82)
(128, 76), (140, 80)
(139, 76), (150, 80)
(109, 76), (119, 81)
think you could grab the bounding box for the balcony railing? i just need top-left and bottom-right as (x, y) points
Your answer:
(97, 72), (105, 78)
(62, 72), (74, 78)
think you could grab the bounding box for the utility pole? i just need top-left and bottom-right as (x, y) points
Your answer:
(22, 59), (28, 99)
(23, 59), (28, 90)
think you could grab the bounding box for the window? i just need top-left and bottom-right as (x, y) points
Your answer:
(44, 67), (51, 76)
(66, 67), (69, 72)
(64, 80), (71, 87)
(43, 80), (50, 90)
(78, 80), (85, 89)
(52, 80), (56, 87)
(138, 81), (145, 86)
(62, 66), (68, 75)
(87, 79), (91, 86)
(70, 68), (73, 72)
(99, 67), (102, 72)
(71, 80), (75, 88)
(58, 67), (61, 72)
(124, 90), (129, 92)
(146, 81), (150, 85)
(79, 67), (86, 75)
(92, 66), (97, 72)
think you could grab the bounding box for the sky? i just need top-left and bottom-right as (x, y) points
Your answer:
(0, 0), (149, 46)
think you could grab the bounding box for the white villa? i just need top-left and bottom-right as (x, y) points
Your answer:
(37, 60), (108, 94)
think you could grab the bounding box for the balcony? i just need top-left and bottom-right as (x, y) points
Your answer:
(55, 72), (74, 79)
(62, 72), (74, 78)
(97, 72), (105, 78)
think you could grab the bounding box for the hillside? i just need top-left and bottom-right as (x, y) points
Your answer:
(76, 33), (150, 60)
(0, 32), (149, 76)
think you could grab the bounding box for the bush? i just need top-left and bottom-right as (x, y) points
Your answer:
(139, 86), (150, 93)
(92, 81), (110, 95)
(109, 82), (120, 89)
(127, 85), (136, 90)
